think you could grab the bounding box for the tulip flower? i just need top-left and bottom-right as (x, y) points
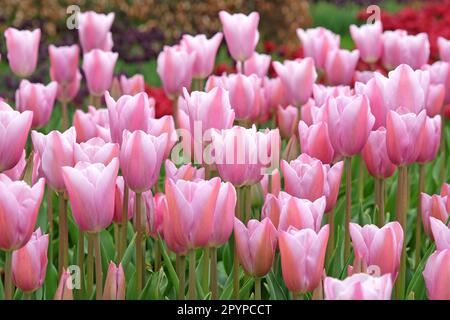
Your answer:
(62, 159), (119, 232)
(49, 44), (80, 85)
(15, 80), (58, 128)
(441, 183), (450, 212)
(313, 84), (353, 107)
(420, 193), (449, 238)
(416, 115), (441, 164)
(423, 249), (450, 300)
(349, 222), (403, 278)
(296, 27), (340, 70)
(4, 28), (40, 77)
(298, 121), (334, 164)
(78, 11), (114, 53)
(324, 273), (393, 300)
(423, 61), (450, 104)
(74, 137), (119, 165)
(165, 159), (205, 182)
(430, 217), (450, 251)
(114, 176), (135, 224)
(234, 217), (277, 277)
(73, 106), (110, 143)
(3, 150), (26, 181)
(82, 49), (118, 97)
(279, 225), (329, 294)
(244, 52), (271, 78)
(273, 58), (317, 106)
(12, 229), (48, 293)
(325, 49), (359, 85)
(362, 128), (396, 179)
(276, 106), (298, 139)
(350, 21), (383, 64)
(382, 31), (429, 70)
(54, 269), (73, 300)
(219, 11), (259, 62)
(438, 37), (450, 62)
(120, 130), (167, 193)
(103, 262), (125, 300)
(180, 32), (223, 79)
(56, 71), (81, 103)
(0, 102), (33, 172)
(145, 191), (165, 239)
(147, 115), (177, 159)
(354, 71), (376, 84)
(263, 77), (288, 110)
(120, 74), (145, 95)
(157, 45), (195, 99)
(354, 76), (388, 129)
(260, 168), (281, 198)
(106, 91), (155, 145)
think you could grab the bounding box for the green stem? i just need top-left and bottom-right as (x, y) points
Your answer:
(93, 232), (103, 300)
(77, 231), (85, 298)
(415, 164), (425, 268)
(188, 250), (196, 300)
(4, 251), (13, 300)
(254, 277), (261, 300)
(233, 187), (243, 299)
(58, 192), (68, 275)
(326, 208), (335, 265)
(178, 254), (185, 300)
(245, 186), (252, 222)
(119, 185), (129, 261)
(135, 192), (143, 295)
(344, 157), (352, 262)
(47, 189), (54, 234)
(210, 247), (218, 300)
(61, 100), (69, 131)
(358, 158), (365, 202)
(202, 248), (209, 294)
(22, 292), (32, 300)
(395, 165), (408, 299)
(154, 237), (161, 271)
(87, 234), (94, 298)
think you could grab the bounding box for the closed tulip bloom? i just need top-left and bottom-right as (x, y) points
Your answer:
(430, 218), (450, 251)
(0, 102), (33, 171)
(103, 262), (125, 300)
(325, 49), (359, 85)
(260, 168), (281, 198)
(244, 52), (271, 78)
(106, 91), (155, 145)
(165, 177), (221, 249)
(423, 249), (450, 300)
(15, 80), (58, 128)
(120, 130), (167, 193)
(12, 229), (48, 293)
(354, 76), (387, 129)
(144, 191), (164, 239)
(417, 115), (441, 164)
(382, 31), (429, 70)
(62, 159), (119, 232)
(209, 181), (237, 247)
(4, 28), (40, 77)
(350, 21), (383, 63)
(74, 137), (119, 165)
(3, 150), (26, 181)
(234, 218), (277, 277)
(276, 106), (298, 139)
(165, 159), (205, 182)
(326, 95), (375, 156)
(297, 27), (340, 70)
(323, 161), (344, 212)
(385, 110), (427, 165)
(299, 121), (334, 164)
(261, 192), (283, 229)
(56, 71), (81, 103)
(180, 33), (223, 79)
(263, 77), (288, 110)
(424, 84), (445, 117)
(354, 71), (376, 84)
(273, 58), (317, 106)
(438, 37), (450, 62)
(73, 106), (110, 143)
(324, 273), (393, 300)
(362, 128), (396, 178)
(78, 11), (114, 53)
(423, 61), (450, 104)
(54, 269), (73, 300)
(211, 126), (280, 187)
(420, 193), (449, 238)
(82, 49), (118, 97)
(441, 183), (450, 212)
(219, 11), (259, 62)
(157, 45), (195, 99)
(31, 127), (76, 191)
(120, 74), (145, 95)
(349, 222), (403, 277)
(313, 84), (354, 107)
(404, 33), (430, 70)
(113, 176), (135, 224)
(147, 116), (177, 159)
(49, 44), (79, 85)
(279, 225), (329, 294)
(0, 176), (45, 251)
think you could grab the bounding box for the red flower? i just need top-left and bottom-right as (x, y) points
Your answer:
(145, 85), (173, 118)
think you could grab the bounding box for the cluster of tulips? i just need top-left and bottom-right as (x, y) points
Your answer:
(0, 9), (449, 301)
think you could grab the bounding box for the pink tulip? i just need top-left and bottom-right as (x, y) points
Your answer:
(416, 115), (441, 164)
(297, 27), (340, 70)
(165, 177), (221, 249)
(73, 106), (110, 143)
(56, 71), (81, 103)
(279, 225), (329, 294)
(12, 228), (48, 293)
(165, 159), (205, 182)
(385, 110), (427, 165)
(362, 128), (396, 178)
(438, 37), (450, 62)
(157, 45), (195, 99)
(420, 193), (449, 238)
(349, 222), (403, 278)
(276, 105), (298, 139)
(234, 217), (277, 277)
(147, 115), (177, 159)
(120, 130), (167, 193)
(74, 137), (119, 165)
(424, 84), (445, 117)
(78, 11), (114, 53)
(299, 121), (334, 164)
(31, 127), (76, 191)
(326, 95), (375, 156)
(120, 74), (145, 95)
(382, 31), (429, 70)
(106, 91), (155, 145)
(323, 161), (344, 212)
(423, 249), (450, 300)
(219, 11), (259, 62)
(260, 168), (281, 198)
(211, 126), (280, 187)
(273, 58), (317, 106)
(209, 181), (237, 247)
(244, 52), (271, 78)
(62, 159), (119, 232)
(441, 183), (450, 212)
(354, 70), (376, 84)
(354, 76), (387, 129)
(49, 44), (79, 85)
(313, 84), (353, 107)
(430, 218), (450, 251)
(3, 150), (26, 181)
(300, 100), (323, 126)
(0, 101), (33, 172)
(145, 191), (165, 239)
(0, 175), (45, 250)
(325, 49), (359, 85)
(4, 28), (40, 77)
(263, 77), (288, 110)
(350, 21), (383, 63)
(103, 262), (125, 300)
(54, 269), (73, 300)
(113, 176), (135, 224)
(15, 80), (58, 128)
(324, 273), (393, 300)
(423, 61), (450, 104)
(180, 33), (223, 79)
(82, 49), (118, 97)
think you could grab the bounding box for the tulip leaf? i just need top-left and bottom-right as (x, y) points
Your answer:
(45, 262), (58, 300)
(239, 276), (254, 300)
(158, 234), (179, 294)
(265, 270), (288, 300)
(219, 269), (238, 300)
(0, 275), (4, 300)
(121, 233), (137, 268)
(406, 242), (435, 299)
(100, 228), (116, 263)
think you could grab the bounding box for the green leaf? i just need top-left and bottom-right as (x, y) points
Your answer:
(406, 242), (435, 299)
(45, 262), (58, 300)
(239, 276), (254, 300)
(0, 275), (4, 300)
(265, 270), (287, 300)
(121, 233), (136, 268)
(158, 234), (179, 293)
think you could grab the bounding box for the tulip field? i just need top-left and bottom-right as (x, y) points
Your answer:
(0, 1), (450, 303)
